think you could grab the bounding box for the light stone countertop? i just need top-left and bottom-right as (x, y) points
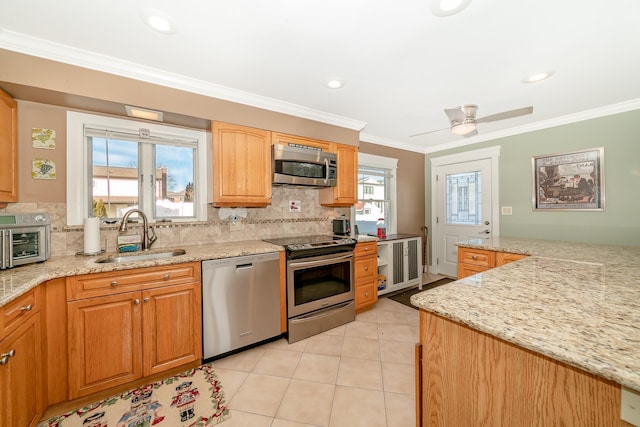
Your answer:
(0, 240), (284, 307)
(411, 237), (640, 392)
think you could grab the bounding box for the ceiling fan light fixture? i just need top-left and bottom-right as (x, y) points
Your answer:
(450, 120), (476, 135)
(430, 0), (472, 17)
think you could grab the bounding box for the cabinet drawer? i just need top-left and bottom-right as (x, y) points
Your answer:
(355, 284), (376, 307)
(1, 287), (41, 338)
(496, 252), (528, 266)
(354, 256), (377, 281)
(458, 248), (495, 268)
(458, 263), (492, 279)
(354, 242), (377, 257)
(67, 262), (200, 300)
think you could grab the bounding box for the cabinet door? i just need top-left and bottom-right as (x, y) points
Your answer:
(496, 252), (528, 266)
(142, 283), (202, 376)
(0, 88), (18, 205)
(321, 144), (358, 206)
(67, 291), (142, 398)
(212, 121), (272, 207)
(0, 313), (42, 427)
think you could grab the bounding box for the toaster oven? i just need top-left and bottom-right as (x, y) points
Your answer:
(0, 212), (51, 269)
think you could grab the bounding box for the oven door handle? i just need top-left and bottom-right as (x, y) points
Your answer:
(289, 253), (353, 268)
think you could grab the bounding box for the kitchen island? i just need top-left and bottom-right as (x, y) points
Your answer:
(411, 237), (639, 426)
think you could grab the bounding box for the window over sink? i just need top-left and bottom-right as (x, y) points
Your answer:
(67, 111), (208, 226)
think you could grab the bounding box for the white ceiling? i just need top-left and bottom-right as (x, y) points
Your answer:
(1, 0), (640, 153)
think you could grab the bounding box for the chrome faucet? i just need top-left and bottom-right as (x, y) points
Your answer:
(118, 209), (157, 250)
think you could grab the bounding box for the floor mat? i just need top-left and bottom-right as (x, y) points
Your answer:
(385, 278), (454, 309)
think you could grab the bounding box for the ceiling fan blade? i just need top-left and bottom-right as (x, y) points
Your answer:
(409, 127), (449, 138)
(444, 107), (467, 123)
(476, 106), (533, 123)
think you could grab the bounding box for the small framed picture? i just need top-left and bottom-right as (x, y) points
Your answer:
(532, 147), (604, 211)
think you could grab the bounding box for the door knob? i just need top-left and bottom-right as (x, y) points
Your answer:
(484, 221), (490, 225)
(478, 229), (490, 234)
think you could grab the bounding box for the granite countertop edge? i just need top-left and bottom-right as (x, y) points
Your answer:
(0, 240), (284, 307)
(411, 236), (640, 392)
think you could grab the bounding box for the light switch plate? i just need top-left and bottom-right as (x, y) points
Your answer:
(622, 386), (640, 426)
(501, 206), (513, 215)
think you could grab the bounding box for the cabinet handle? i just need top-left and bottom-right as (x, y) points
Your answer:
(365, 292), (369, 297)
(364, 266), (369, 271)
(143, 297), (150, 303)
(20, 304), (33, 312)
(0, 349), (16, 365)
(133, 299), (140, 305)
(365, 247), (369, 251)
(471, 255), (477, 260)
(163, 274), (170, 280)
(111, 281), (118, 287)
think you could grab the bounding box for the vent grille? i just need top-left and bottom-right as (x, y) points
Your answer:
(392, 242), (404, 284)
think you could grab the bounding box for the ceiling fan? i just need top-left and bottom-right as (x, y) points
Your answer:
(410, 104), (533, 138)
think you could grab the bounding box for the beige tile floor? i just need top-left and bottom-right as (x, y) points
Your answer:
(213, 297), (421, 427)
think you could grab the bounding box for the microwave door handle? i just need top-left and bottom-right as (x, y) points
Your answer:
(324, 157), (329, 185)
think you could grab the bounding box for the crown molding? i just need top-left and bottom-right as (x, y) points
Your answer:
(0, 28), (367, 131)
(359, 132), (426, 153)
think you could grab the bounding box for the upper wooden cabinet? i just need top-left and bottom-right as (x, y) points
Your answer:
(0, 88), (18, 207)
(212, 121), (272, 207)
(320, 144), (358, 206)
(271, 132), (332, 151)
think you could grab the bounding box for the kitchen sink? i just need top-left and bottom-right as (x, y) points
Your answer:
(95, 249), (186, 263)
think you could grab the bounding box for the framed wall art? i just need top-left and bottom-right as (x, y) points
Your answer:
(532, 147), (604, 211)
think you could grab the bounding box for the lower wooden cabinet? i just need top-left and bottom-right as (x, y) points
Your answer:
(0, 291), (43, 427)
(457, 246), (527, 279)
(354, 241), (378, 311)
(66, 263), (202, 399)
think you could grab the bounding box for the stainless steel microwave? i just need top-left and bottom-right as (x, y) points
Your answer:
(0, 213), (51, 269)
(272, 144), (337, 187)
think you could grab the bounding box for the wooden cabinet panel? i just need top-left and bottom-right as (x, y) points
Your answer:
(458, 247), (495, 268)
(354, 242), (378, 311)
(66, 263), (202, 399)
(0, 87), (18, 206)
(142, 283), (202, 376)
(419, 311), (631, 426)
(213, 121), (272, 207)
(320, 144), (358, 206)
(496, 252), (528, 266)
(67, 291), (142, 398)
(271, 132), (332, 151)
(1, 287), (41, 337)
(0, 312), (43, 427)
(67, 263), (200, 300)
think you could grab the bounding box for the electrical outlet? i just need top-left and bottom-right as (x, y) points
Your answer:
(501, 206), (513, 215)
(621, 386), (640, 426)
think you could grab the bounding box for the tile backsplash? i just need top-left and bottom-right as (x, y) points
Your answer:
(2, 186), (350, 257)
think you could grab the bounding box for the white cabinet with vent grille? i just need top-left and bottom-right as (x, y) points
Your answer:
(376, 235), (422, 296)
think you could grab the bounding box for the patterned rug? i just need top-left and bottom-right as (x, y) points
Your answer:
(39, 362), (230, 427)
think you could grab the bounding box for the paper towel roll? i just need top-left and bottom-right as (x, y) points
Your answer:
(83, 217), (101, 254)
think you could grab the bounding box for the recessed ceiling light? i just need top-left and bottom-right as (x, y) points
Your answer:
(430, 0), (472, 17)
(327, 80), (344, 89)
(125, 105), (164, 121)
(141, 9), (176, 34)
(523, 70), (555, 83)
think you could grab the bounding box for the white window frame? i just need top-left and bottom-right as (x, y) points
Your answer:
(354, 152), (398, 235)
(67, 111), (208, 226)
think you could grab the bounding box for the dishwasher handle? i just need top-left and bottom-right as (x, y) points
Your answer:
(236, 263), (253, 270)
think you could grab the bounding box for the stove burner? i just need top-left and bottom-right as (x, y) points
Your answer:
(264, 234), (355, 250)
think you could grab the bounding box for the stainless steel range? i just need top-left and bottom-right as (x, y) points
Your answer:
(264, 235), (356, 343)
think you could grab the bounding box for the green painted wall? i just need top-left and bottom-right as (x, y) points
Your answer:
(426, 109), (640, 247)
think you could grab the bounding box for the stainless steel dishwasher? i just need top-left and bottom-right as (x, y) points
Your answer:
(202, 252), (281, 360)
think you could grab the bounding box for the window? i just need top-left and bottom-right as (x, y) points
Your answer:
(354, 153), (398, 236)
(67, 112), (208, 225)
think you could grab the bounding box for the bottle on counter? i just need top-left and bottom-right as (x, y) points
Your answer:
(376, 218), (386, 239)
